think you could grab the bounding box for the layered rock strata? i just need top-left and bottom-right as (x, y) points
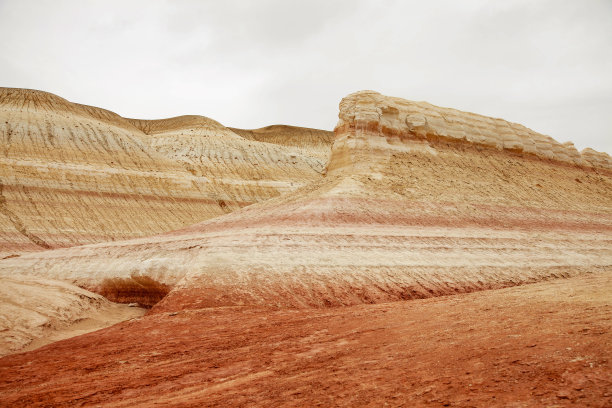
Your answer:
(328, 91), (611, 175)
(0, 88), (331, 255)
(131, 117), (330, 205)
(2, 91), (610, 311)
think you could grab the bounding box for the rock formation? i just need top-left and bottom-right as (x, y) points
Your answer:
(0, 90), (610, 406)
(329, 91), (611, 174)
(1, 90), (609, 312)
(0, 88), (331, 256)
(153, 92), (612, 310)
(230, 124), (334, 163)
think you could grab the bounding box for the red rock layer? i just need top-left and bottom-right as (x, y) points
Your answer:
(0, 272), (609, 407)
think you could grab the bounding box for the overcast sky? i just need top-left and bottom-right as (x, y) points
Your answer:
(1, 0), (611, 153)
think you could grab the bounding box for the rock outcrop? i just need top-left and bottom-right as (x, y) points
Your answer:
(0, 88), (331, 256)
(0, 274), (143, 356)
(1, 90), (609, 311)
(328, 91), (612, 175)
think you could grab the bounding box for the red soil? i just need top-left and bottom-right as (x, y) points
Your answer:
(0, 273), (610, 407)
(97, 274), (171, 308)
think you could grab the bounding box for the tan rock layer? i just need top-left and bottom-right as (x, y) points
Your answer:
(327, 90), (612, 175)
(0, 275), (110, 355)
(230, 125), (334, 162)
(0, 88), (332, 255)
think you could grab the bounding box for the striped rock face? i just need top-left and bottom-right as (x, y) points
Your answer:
(2, 90), (610, 312)
(328, 90), (612, 175)
(0, 88), (331, 256)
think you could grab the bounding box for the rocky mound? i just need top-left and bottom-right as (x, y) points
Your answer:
(0, 274), (144, 356)
(0, 88), (331, 256)
(132, 117), (330, 205)
(2, 91), (609, 311)
(155, 91), (612, 309)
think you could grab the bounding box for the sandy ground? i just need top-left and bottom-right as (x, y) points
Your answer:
(0, 272), (609, 407)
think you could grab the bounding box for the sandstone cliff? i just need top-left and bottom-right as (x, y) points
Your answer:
(0, 88), (331, 255)
(328, 91), (612, 175)
(1, 91), (609, 313)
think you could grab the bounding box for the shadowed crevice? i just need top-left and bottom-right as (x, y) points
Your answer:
(97, 273), (171, 308)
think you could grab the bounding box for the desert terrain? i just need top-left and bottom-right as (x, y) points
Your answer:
(1, 272), (609, 407)
(0, 88), (610, 406)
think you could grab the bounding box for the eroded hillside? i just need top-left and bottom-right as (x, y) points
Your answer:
(0, 90), (610, 406)
(2, 90), (609, 313)
(0, 88), (332, 256)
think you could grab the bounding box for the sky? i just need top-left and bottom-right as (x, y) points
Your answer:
(1, 0), (611, 153)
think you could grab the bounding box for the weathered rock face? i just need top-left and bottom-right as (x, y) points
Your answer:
(0, 88), (331, 255)
(328, 90), (612, 175)
(1, 90), (610, 406)
(133, 118), (329, 206)
(2, 91), (610, 311)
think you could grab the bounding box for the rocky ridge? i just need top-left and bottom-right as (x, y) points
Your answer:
(1, 90), (609, 313)
(0, 88), (332, 255)
(328, 90), (611, 175)
(0, 274), (145, 356)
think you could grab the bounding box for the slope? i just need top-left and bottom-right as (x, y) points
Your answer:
(0, 274), (144, 356)
(0, 272), (609, 406)
(1, 90), (610, 311)
(230, 124), (334, 163)
(0, 88), (330, 255)
(129, 117), (331, 214)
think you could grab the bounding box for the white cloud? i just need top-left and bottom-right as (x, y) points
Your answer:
(0, 0), (610, 153)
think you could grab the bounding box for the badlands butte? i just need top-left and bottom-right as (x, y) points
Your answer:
(0, 88), (611, 406)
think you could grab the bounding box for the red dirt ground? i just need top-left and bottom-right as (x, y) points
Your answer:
(0, 272), (610, 407)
